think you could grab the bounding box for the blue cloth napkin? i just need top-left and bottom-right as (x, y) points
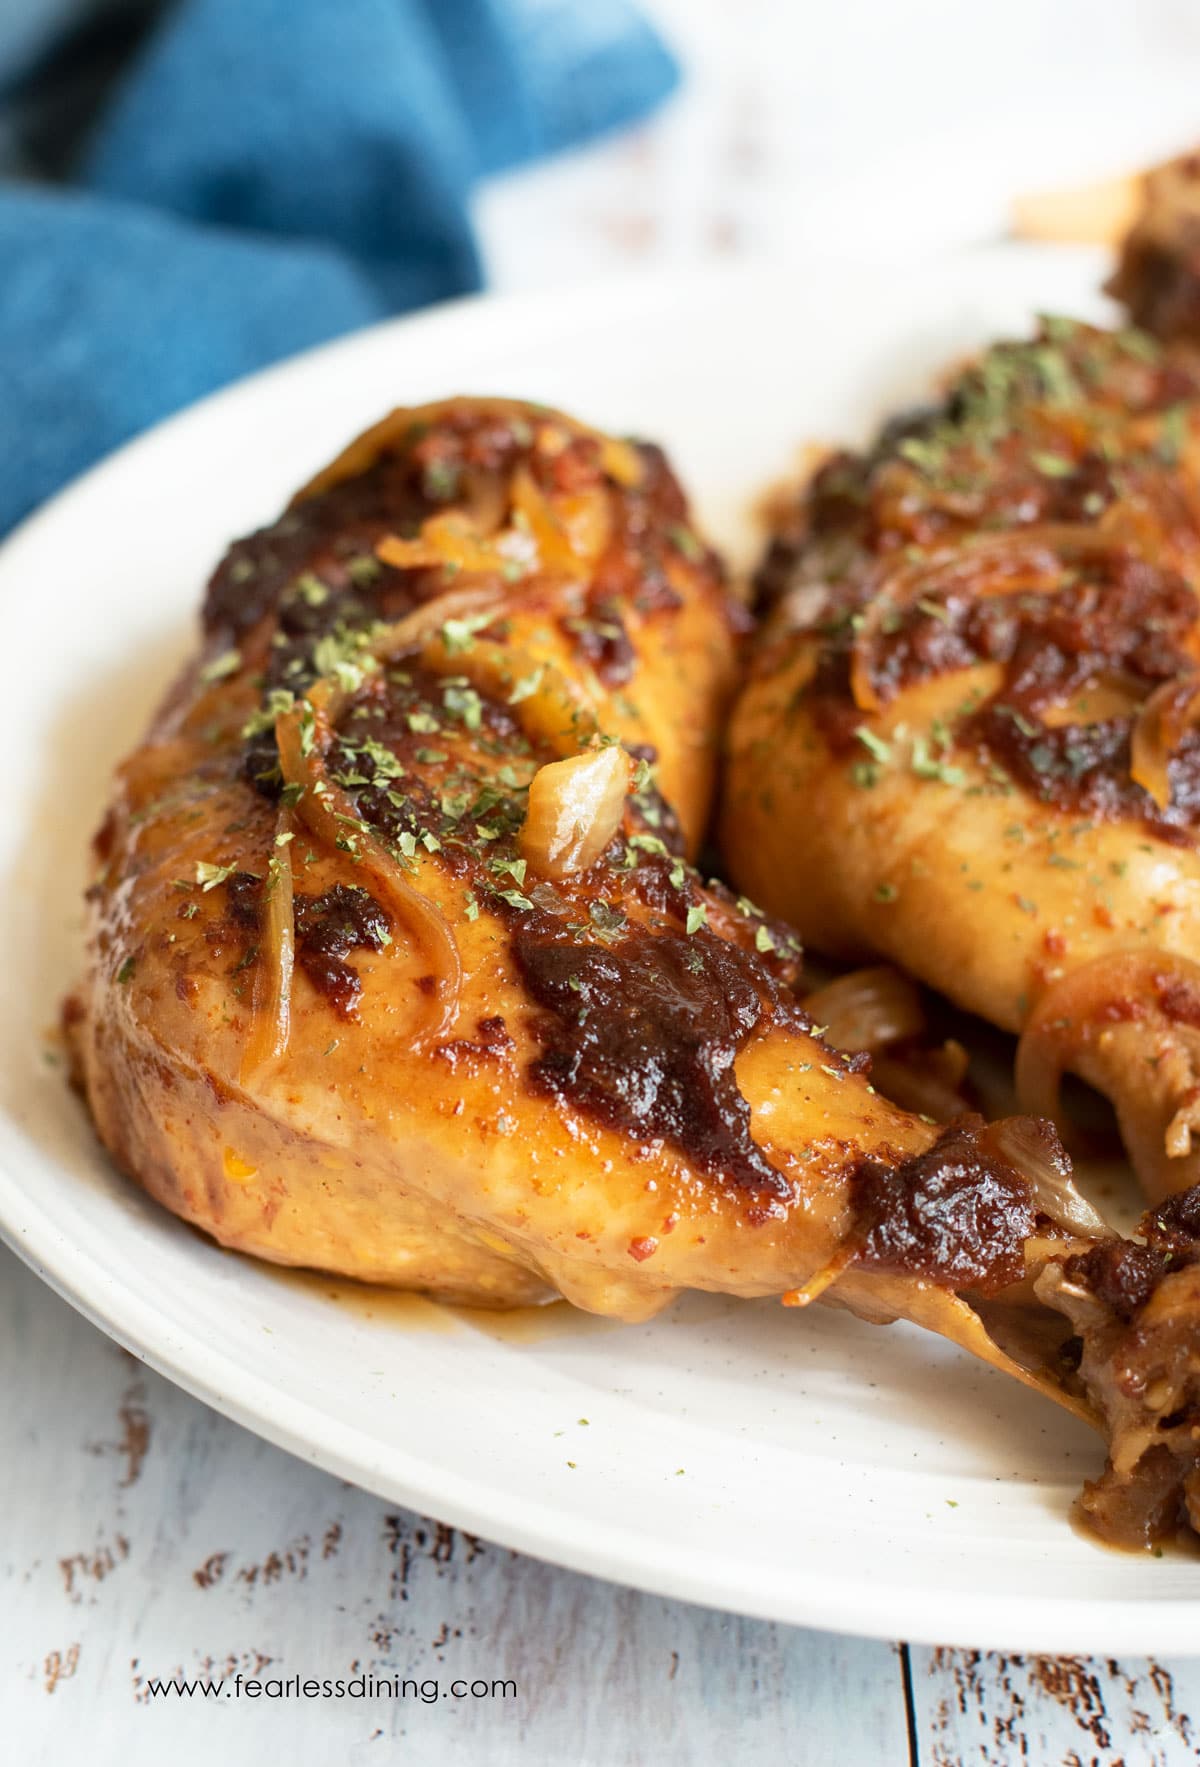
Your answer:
(0, 0), (677, 534)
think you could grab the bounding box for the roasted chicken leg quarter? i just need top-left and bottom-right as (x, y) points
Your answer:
(68, 397), (1200, 1547)
(725, 310), (1200, 1208)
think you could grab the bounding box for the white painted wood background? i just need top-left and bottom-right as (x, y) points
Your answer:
(12, 3), (1200, 1761)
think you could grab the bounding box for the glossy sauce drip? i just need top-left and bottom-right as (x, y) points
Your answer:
(266, 1267), (619, 1341)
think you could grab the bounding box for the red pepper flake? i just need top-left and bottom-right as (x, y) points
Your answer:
(1043, 929), (1067, 957)
(627, 1236), (659, 1262)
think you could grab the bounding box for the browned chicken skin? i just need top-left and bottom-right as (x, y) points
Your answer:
(68, 396), (1200, 1548)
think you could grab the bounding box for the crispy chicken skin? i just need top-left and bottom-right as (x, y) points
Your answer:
(68, 397), (1200, 1546)
(724, 316), (1200, 1207)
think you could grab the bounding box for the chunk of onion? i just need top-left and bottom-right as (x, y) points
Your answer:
(983, 1116), (1110, 1238)
(1130, 672), (1200, 810)
(520, 744), (632, 879)
(804, 965), (925, 1052)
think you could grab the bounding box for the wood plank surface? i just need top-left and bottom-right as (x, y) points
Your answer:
(1, 1248), (909, 1765)
(908, 1645), (1200, 1766)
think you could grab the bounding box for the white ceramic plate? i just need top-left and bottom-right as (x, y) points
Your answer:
(2, 244), (1196, 1654)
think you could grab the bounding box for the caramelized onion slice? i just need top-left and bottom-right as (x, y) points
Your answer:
(521, 744), (632, 880)
(982, 1116), (1109, 1237)
(805, 966), (977, 1121)
(804, 964), (925, 1053)
(871, 1045), (971, 1124)
(262, 592), (609, 1049)
(347, 599), (600, 760)
(510, 464), (611, 570)
(1016, 949), (1200, 1160)
(378, 465), (612, 584)
(240, 807), (296, 1080)
(364, 584), (510, 656)
(1130, 672), (1200, 810)
(377, 515), (516, 576)
(274, 692), (463, 1048)
(781, 1236), (860, 1308)
(1015, 953), (1125, 1133)
(849, 524), (1126, 713)
(418, 637), (599, 757)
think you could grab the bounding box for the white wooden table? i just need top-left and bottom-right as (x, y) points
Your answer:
(12, 3), (1200, 1759)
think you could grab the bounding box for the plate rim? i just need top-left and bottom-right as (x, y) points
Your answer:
(10, 1194), (1200, 1655)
